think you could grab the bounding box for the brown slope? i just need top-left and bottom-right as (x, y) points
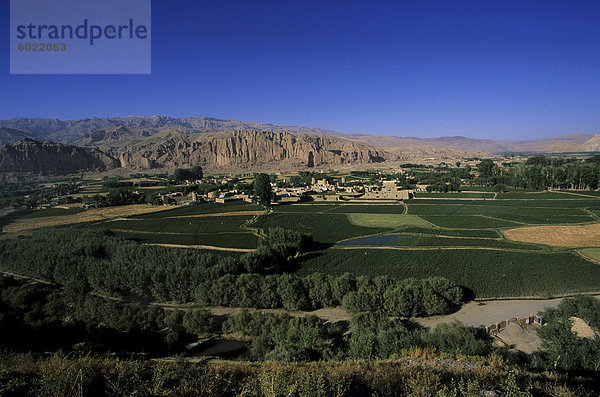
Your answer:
(583, 135), (600, 152)
(0, 127), (36, 145)
(74, 126), (151, 146)
(0, 138), (119, 175)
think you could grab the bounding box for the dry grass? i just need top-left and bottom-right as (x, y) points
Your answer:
(1, 205), (177, 234)
(570, 316), (596, 339)
(503, 223), (600, 247)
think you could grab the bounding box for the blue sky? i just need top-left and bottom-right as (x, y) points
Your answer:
(2, 0), (600, 139)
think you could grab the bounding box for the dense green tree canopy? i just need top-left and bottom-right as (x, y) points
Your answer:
(253, 173), (274, 207)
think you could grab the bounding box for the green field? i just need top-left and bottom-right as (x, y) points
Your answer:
(414, 236), (546, 250)
(98, 216), (253, 234)
(409, 202), (597, 225)
(348, 213), (434, 229)
(391, 227), (500, 238)
(253, 212), (389, 244)
(275, 204), (405, 214)
(580, 248), (600, 262)
(132, 201), (263, 218)
(113, 230), (258, 249)
(296, 249), (600, 298)
(17, 189), (594, 298)
(248, 195), (600, 298)
(90, 213), (259, 249)
(414, 192), (495, 199)
(496, 191), (576, 199)
(419, 215), (521, 229)
(14, 207), (87, 219)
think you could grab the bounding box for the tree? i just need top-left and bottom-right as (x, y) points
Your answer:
(253, 173), (274, 207)
(493, 183), (507, 193)
(173, 168), (193, 183)
(182, 309), (214, 335)
(477, 159), (498, 179)
(190, 166), (203, 180)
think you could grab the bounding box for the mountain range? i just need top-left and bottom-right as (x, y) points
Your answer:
(0, 116), (598, 175)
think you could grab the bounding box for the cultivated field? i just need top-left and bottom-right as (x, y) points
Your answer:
(5, 189), (600, 298)
(296, 248), (600, 298)
(92, 201), (263, 249)
(504, 223), (600, 247)
(252, 193), (600, 298)
(0, 205), (176, 234)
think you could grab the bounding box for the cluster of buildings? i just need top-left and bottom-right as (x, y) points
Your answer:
(160, 175), (415, 206)
(273, 177), (414, 203)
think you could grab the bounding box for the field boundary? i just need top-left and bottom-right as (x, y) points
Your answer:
(145, 243), (254, 252)
(335, 246), (546, 253)
(577, 249), (600, 265)
(473, 292), (600, 302)
(165, 210), (265, 219)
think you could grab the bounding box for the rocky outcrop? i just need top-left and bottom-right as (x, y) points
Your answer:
(583, 135), (600, 152)
(0, 139), (119, 174)
(74, 126), (150, 146)
(0, 127), (36, 145)
(111, 130), (387, 170)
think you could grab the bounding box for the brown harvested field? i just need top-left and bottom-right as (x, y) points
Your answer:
(503, 223), (600, 247)
(1, 205), (178, 234)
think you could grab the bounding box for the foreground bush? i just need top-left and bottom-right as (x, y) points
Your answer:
(0, 352), (585, 396)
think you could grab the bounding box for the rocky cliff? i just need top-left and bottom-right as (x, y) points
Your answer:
(110, 130), (387, 170)
(0, 139), (120, 174)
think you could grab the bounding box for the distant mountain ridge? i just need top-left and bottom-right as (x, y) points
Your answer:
(0, 116), (598, 156)
(0, 116), (343, 144)
(0, 127), (36, 146)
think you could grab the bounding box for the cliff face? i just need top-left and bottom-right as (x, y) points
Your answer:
(0, 139), (119, 174)
(0, 131), (388, 175)
(111, 130), (387, 170)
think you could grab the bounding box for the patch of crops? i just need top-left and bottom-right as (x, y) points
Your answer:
(348, 214), (434, 229)
(253, 212), (389, 244)
(296, 249), (600, 298)
(414, 192), (495, 199)
(393, 227), (500, 238)
(274, 204), (341, 213)
(113, 230), (258, 249)
(496, 191), (580, 199)
(415, 236), (546, 250)
(567, 190), (600, 197)
(96, 216), (253, 234)
(459, 186), (498, 192)
(327, 205), (405, 214)
(408, 203), (595, 225)
(493, 213), (595, 225)
(275, 203), (405, 214)
(408, 199), (600, 208)
(580, 248), (600, 262)
(132, 202), (262, 218)
(419, 215), (520, 229)
(16, 208), (86, 219)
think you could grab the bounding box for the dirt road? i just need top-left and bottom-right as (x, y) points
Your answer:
(416, 297), (594, 328)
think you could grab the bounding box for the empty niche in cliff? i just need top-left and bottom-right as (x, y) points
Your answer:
(307, 151), (314, 167)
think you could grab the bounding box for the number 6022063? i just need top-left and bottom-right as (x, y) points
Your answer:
(18, 43), (67, 51)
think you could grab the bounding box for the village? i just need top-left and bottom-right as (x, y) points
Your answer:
(158, 174), (418, 206)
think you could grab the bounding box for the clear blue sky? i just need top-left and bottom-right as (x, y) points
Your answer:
(2, 0), (600, 139)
